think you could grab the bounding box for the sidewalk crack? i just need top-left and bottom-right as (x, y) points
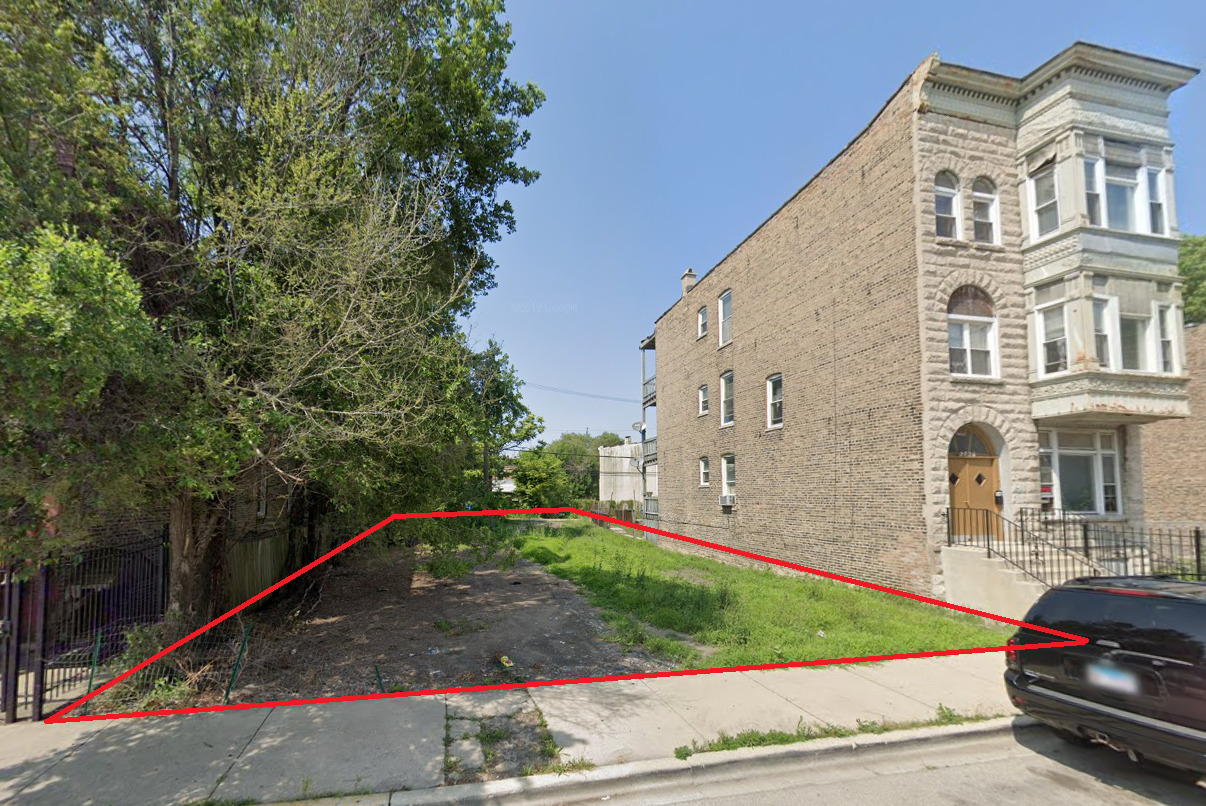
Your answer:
(207, 706), (275, 800)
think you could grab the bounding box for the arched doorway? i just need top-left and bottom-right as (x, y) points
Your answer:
(947, 425), (1002, 535)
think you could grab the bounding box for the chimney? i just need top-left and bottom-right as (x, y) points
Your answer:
(624, 436), (632, 444)
(680, 267), (697, 297)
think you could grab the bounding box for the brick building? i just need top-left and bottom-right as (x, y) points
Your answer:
(1141, 323), (1206, 524)
(637, 43), (1198, 597)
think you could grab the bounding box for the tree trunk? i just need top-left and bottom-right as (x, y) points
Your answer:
(167, 491), (226, 638)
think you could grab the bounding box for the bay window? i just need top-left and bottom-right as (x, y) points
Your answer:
(1093, 298), (1112, 369)
(1159, 305), (1176, 373)
(1083, 140), (1170, 236)
(1148, 169), (1166, 234)
(1120, 316), (1148, 371)
(1105, 162), (1137, 231)
(1039, 430), (1121, 515)
(1032, 166), (1059, 237)
(1039, 304), (1068, 375)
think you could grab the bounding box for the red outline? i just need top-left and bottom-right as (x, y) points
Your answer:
(46, 508), (1086, 723)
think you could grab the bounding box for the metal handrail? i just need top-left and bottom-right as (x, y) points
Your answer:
(947, 507), (1118, 588)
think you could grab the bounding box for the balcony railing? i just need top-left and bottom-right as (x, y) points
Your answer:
(642, 375), (656, 404)
(641, 436), (657, 464)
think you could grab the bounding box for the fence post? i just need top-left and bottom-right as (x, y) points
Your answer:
(1081, 523), (1091, 563)
(223, 623), (253, 705)
(944, 509), (951, 547)
(1195, 527), (1203, 581)
(29, 568), (50, 722)
(2, 571), (19, 723)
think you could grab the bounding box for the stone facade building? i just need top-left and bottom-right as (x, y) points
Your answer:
(637, 43), (1198, 597)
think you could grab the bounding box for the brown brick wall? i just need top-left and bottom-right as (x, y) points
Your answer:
(1140, 324), (1206, 524)
(652, 61), (932, 594)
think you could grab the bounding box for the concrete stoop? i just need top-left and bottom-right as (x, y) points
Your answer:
(941, 545), (1049, 622)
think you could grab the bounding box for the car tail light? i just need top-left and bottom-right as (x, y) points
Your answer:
(1005, 635), (1021, 670)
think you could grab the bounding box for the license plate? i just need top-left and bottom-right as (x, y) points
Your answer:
(1086, 662), (1139, 695)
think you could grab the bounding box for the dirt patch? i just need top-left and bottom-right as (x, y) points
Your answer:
(230, 543), (664, 704)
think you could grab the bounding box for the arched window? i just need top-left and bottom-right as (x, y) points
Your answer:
(971, 178), (998, 244)
(935, 171), (960, 239)
(948, 425), (994, 457)
(947, 286), (997, 377)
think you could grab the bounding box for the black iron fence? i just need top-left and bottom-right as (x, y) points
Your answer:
(1015, 509), (1204, 582)
(947, 507), (1205, 589)
(1, 533), (167, 722)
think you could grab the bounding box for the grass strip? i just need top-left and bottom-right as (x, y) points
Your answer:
(674, 705), (1004, 759)
(515, 518), (1012, 668)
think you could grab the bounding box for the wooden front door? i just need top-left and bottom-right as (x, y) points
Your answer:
(947, 425), (1002, 539)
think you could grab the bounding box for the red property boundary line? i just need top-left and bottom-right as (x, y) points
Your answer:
(46, 507), (1086, 723)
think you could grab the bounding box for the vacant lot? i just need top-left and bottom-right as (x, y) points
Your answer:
(514, 518), (1013, 668)
(230, 535), (662, 705)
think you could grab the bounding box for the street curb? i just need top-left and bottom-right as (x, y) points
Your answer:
(274, 715), (1040, 806)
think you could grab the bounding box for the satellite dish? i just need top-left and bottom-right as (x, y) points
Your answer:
(632, 421), (646, 433)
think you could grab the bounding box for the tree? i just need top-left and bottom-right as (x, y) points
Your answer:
(544, 431), (625, 499)
(0, 230), (165, 565)
(1180, 234), (1206, 324)
(0, 0), (544, 628)
(512, 449), (573, 509)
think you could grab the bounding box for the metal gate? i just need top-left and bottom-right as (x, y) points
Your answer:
(1, 532), (167, 722)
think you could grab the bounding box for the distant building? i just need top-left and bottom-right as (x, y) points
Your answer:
(599, 438), (657, 503)
(492, 465), (518, 495)
(1142, 323), (1206, 524)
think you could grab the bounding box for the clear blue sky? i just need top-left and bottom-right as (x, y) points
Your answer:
(465, 0), (1206, 446)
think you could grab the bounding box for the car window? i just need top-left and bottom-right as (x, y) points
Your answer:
(1027, 589), (1206, 665)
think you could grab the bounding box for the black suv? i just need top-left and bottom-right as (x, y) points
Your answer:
(1004, 576), (1206, 775)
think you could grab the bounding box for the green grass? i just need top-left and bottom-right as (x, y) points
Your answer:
(514, 518), (1012, 668)
(673, 705), (1001, 759)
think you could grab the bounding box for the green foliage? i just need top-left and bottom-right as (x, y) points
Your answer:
(0, 230), (167, 562)
(512, 449), (575, 509)
(1180, 234), (1206, 324)
(544, 431), (624, 499)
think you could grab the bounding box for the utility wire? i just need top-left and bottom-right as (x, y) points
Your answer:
(524, 382), (641, 405)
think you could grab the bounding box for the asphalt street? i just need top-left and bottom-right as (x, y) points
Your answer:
(557, 727), (1206, 806)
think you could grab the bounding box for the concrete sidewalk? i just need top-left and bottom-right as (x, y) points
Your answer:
(0, 652), (1016, 806)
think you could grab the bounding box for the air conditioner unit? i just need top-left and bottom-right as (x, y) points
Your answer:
(718, 494), (736, 507)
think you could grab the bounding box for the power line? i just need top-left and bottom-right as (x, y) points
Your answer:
(524, 382), (641, 405)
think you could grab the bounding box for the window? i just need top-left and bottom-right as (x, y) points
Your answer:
(718, 290), (732, 346)
(721, 454), (736, 496)
(1159, 305), (1176, 373)
(699, 457), (710, 486)
(720, 371), (734, 426)
(1120, 316), (1148, 370)
(1032, 166), (1059, 237)
(935, 171), (960, 239)
(1148, 169), (1166, 235)
(1084, 159), (1102, 226)
(1038, 430), (1121, 514)
(1040, 304), (1068, 374)
(698, 384), (709, 415)
(1092, 298), (1112, 369)
(766, 374), (783, 428)
(1105, 162), (1137, 231)
(971, 178), (998, 244)
(946, 286), (996, 377)
(697, 306), (708, 338)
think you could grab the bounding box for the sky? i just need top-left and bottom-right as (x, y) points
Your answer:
(465, 0), (1206, 448)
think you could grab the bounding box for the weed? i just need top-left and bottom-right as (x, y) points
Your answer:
(434, 617), (485, 637)
(478, 725), (508, 746)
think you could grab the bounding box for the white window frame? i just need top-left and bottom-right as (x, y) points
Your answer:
(697, 306), (708, 338)
(1092, 296), (1117, 370)
(718, 290), (732, 347)
(1030, 165), (1060, 239)
(766, 374), (783, 429)
(947, 315), (998, 378)
(1036, 301), (1069, 376)
(699, 456), (710, 487)
(1038, 430), (1122, 516)
(698, 384), (709, 415)
(720, 371), (734, 427)
(935, 172), (961, 239)
(1147, 168), (1167, 235)
(1104, 161), (1139, 233)
(1119, 314), (1151, 372)
(971, 177), (998, 244)
(1084, 158), (1102, 227)
(1157, 304), (1178, 374)
(1084, 139), (1169, 236)
(721, 454), (736, 496)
